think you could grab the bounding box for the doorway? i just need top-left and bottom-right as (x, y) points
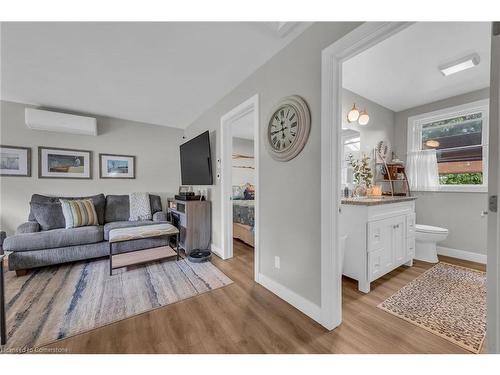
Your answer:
(220, 94), (260, 280)
(322, 22), (497, 353)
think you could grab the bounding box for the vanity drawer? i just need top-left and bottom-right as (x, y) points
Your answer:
(368, 247), (393, 282)
(406, 213), (416, 238)
(368, 249), (385, 282)
(367, 219), (386, 252)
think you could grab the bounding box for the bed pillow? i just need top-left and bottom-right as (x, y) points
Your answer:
(244, 184), (255, 200)
(59, 199), (99, 229)
(232, 185), (245, 200)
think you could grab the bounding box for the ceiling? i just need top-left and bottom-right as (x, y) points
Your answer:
(343, 22), (491, 112)
(1, 22), (311, 128)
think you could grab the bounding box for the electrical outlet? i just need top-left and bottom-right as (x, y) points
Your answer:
(274, 256), (280, 269)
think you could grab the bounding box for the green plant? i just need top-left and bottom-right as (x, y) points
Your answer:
(348, 154), (373, 187)
(439, 172), (483, 185)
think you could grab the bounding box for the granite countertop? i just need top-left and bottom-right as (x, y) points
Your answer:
(341, 196), (417, 206)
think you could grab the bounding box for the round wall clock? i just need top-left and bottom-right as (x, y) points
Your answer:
(266, 95), (311, 162)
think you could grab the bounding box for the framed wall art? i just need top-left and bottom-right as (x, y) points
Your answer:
(99, 153), (135, 179)
(0, 145), (31, 177)
(39, 146), (92, 179)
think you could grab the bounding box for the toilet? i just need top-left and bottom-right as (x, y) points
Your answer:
(415, 224), (449, 263)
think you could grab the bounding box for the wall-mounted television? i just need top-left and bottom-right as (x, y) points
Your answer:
(180, 131), (213, 185)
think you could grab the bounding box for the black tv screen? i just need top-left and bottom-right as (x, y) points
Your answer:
(180, 131), (213, 185)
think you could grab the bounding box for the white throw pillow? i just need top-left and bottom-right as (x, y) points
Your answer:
(129, 192), (152, 221)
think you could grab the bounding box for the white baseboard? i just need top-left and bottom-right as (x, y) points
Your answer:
(210, 244), (224, 259)
(437, 246), (487, 264)
(257, 273), (322, 324)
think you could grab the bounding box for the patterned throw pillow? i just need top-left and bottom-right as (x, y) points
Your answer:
(129, 192), (152, 221)
(59, 199), (99, 229)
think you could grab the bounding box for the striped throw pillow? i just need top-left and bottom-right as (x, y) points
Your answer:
(59, 199), (99, 229)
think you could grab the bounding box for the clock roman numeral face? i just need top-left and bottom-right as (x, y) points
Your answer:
(268, 105), (298, 152)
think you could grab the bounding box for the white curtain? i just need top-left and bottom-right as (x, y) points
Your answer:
(406, 150), (439, 191)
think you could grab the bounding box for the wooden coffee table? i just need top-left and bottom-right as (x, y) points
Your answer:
(108, 223), (180, 276)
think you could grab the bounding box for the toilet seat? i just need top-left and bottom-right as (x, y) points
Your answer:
(416, 224), (448, 234)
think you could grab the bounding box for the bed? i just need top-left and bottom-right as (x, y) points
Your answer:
(232, 197), (255, 247)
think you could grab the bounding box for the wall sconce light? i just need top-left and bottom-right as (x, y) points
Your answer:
(347, 103), (369, 125)
(358, 109), (370, 126)
(347, 104), (360, 123)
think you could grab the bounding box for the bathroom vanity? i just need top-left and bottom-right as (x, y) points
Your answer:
(340, 197), (417, 293)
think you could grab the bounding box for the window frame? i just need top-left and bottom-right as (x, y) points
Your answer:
(407, 99), (489, 193)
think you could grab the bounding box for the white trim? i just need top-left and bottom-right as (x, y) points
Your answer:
(257, 273), (321, 322)
(407, 99), (490, 193)
(219, 94), (260, 281)
(437, 246), (487, 264)
(321, 22), (413, 330)
(487, 28), (500, 353)
(210, 243), (223, 259)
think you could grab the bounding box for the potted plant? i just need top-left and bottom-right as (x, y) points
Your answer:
(348, 154), (373, 197)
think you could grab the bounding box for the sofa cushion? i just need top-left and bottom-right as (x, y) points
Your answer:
(30, 201), (66, 231)
(104, 194), (162, 223)
(149, 195), (162, 215)
(103, 220), (157, 240)
(3, 225), (104, 252)
(29, 194), (105, 225)
(16, 221), (41, 234)
(105, 195), (130, 223)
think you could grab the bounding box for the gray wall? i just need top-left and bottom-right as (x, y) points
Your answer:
(232, 137), (254, 186)
(184, 22), (361, 306)
(0, 100), (183, 234)
(393, 88), (490, 254)
(342, 88), (395, 154)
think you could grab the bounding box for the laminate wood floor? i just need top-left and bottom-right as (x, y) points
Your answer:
(41, 240), (486, 353)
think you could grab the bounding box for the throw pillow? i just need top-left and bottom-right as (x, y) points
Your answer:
(30, 201), (66, 231)
(59, 199), (99, 229)
(129, 192), (152, 221)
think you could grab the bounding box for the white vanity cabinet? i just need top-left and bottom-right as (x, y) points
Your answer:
(340, 198), (416, 293)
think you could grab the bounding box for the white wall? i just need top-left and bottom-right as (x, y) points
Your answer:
(184, 22), (361, 307)
(342, 88), (395, 155)
(393, 88), (490, 255)
(232, 137), (254, 186)
(0, 100), (183, 234)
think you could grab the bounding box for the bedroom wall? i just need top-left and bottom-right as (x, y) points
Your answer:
(232, 137), (255, 186)
(393, 88), (490, 255)
(184, 22), (362, 310)
(0, 100), (183, 234)
(341, 88), (395, 155)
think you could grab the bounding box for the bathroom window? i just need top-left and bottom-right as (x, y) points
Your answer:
(407, 99), (489, 192)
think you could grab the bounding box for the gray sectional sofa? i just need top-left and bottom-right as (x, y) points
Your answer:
(2, 194), (169, 273)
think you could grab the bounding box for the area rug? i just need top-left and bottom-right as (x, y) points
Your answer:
(377, 262), (486, 353)
(1, 257), (232, 351)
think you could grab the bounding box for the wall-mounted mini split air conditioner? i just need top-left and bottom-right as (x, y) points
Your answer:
(25, 108), (98, 136)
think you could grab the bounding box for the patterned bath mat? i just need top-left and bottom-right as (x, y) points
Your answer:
(1, 257), (232, 352)
(377, 262), (486, 353)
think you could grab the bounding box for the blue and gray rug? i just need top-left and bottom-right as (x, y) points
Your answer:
(1, 257), (232, 351)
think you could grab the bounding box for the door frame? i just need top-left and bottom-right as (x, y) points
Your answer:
(220, 94), (260, 279)
(320, 22), (413, 329)
(487, 23), (500, 354)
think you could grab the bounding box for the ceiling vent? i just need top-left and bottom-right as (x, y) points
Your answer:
(25, 108), (97, 136)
